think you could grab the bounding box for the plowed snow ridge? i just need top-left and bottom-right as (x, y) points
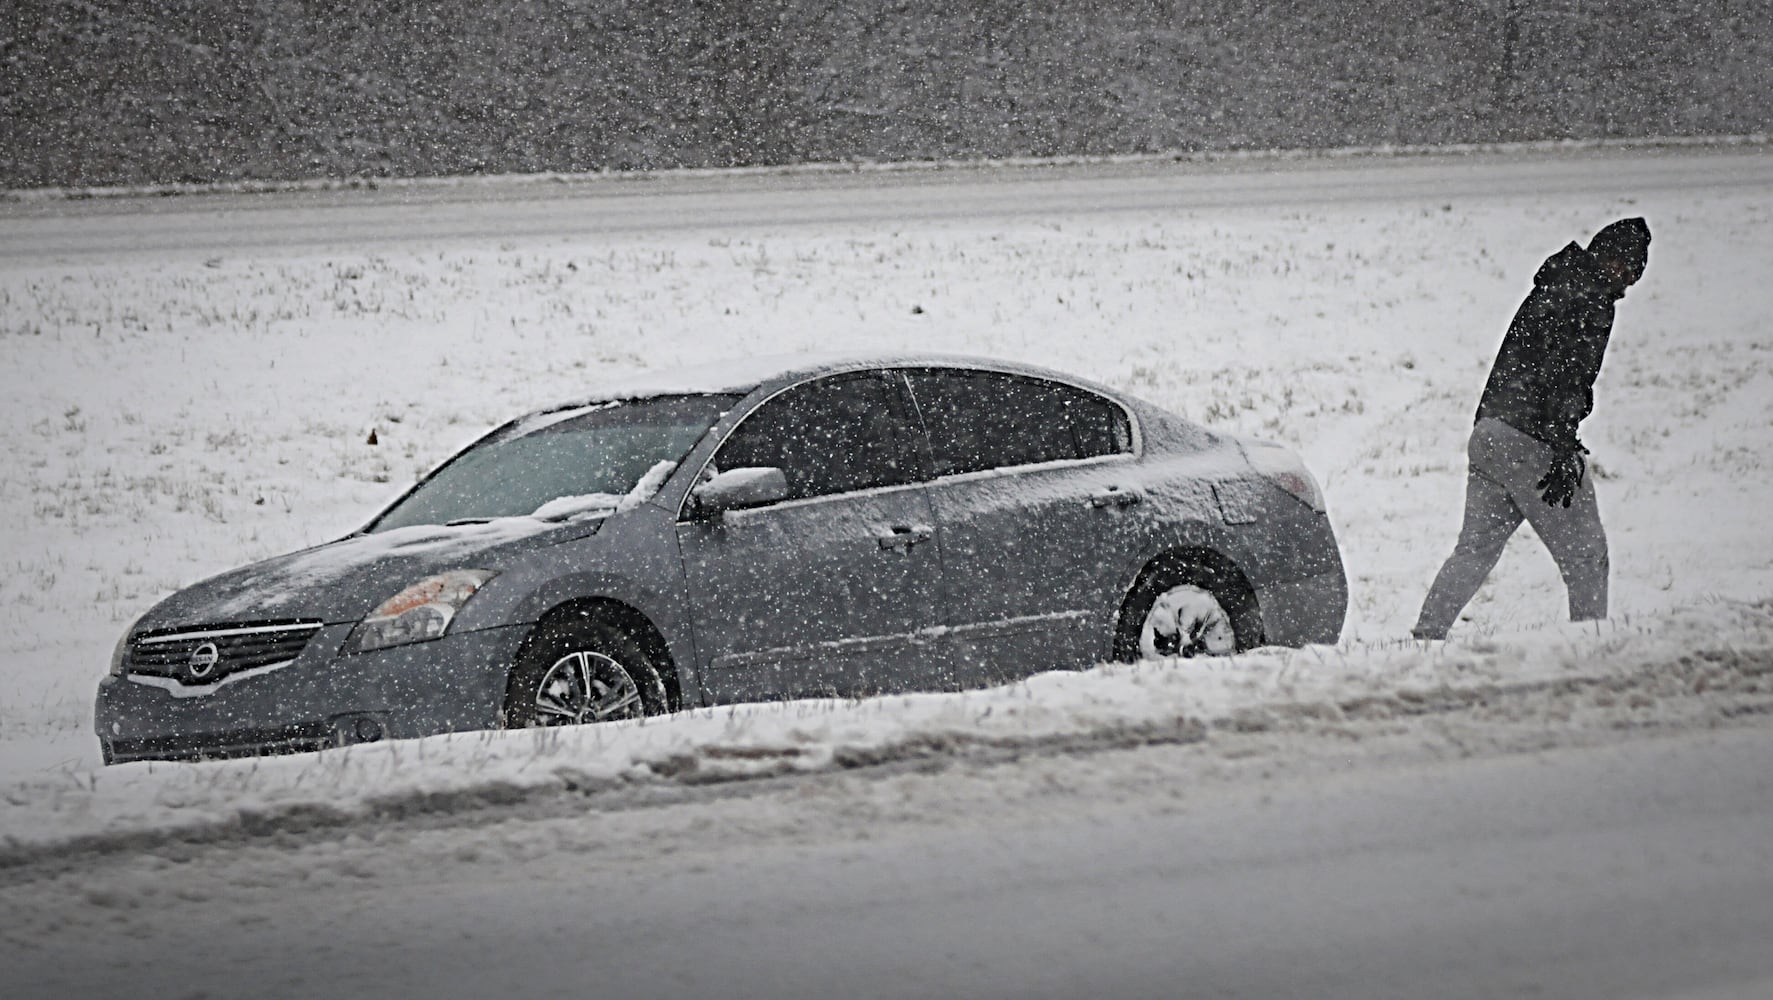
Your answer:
(4, 599), (1768, 867)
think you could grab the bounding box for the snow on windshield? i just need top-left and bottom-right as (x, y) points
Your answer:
(192, 456), (680, 619)
(368, 395), (735, 533)
(529, 459), (679, 520)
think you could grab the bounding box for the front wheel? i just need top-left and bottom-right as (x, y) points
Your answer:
(503, 617), (668, 728)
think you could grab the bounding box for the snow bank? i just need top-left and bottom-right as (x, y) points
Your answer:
(3, 598), (1767, 860)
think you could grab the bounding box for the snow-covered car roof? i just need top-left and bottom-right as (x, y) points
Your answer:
(564, 351), (1123, 407)
(503, 350), (1231, 467)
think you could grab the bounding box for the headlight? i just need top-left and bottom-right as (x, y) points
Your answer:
(343, 569), (496, 654)
(108, 624), (137, 677)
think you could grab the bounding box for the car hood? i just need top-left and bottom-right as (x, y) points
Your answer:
(138, 516), (603, 630)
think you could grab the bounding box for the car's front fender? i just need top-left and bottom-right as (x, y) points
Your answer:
(453, 507), (702, 703)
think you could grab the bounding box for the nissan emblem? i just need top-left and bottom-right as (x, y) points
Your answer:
(188, 642), (221, 680)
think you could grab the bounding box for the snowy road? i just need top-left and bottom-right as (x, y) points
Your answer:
(4, 143), (1772, 998)
(5, 144), (1770, 262)
(7, 713), (1773, 999)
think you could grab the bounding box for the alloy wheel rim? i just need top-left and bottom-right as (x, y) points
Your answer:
(1140, 584), (1237, 658)
(533, 651), (641, 725)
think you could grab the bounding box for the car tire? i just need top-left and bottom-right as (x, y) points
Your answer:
(1112, 557), (1261, 662)
(503, 614), (669, 728)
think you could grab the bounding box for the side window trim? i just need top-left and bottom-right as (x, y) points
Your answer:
(719, 476), (934, 519)
(921, 449), (1135, 485)
(886, 368), (938, 485)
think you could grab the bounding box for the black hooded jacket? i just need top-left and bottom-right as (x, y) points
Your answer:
(1475, 242), (1623, 453)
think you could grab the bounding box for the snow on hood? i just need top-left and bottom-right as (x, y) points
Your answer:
(148, 518), (573, 626)
(145, 461), (679, 628)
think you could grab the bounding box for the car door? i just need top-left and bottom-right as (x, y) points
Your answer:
(902, 367), (1139, 685)
(676, 370), (949, 701)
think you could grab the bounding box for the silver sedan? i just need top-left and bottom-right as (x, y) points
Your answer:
(95, 353), (1346, 763)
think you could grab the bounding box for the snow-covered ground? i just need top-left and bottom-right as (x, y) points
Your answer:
(1, 146), (1770, 859)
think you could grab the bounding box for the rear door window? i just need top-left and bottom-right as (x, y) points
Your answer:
(903, 369), (1132, 477)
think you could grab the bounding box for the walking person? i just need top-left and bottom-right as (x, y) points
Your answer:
(1412, 217), (1651, 640)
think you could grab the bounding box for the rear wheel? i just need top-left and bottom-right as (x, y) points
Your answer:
(1113, 557), (1261, 662)
(503, 616), (668, 728)
(1139, 583), (1237, 657)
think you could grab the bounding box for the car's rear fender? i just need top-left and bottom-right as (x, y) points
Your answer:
(1211, 474), (1348, 647)
(1111, 477), (1347, 654)
(1105, 519), (1263, 654)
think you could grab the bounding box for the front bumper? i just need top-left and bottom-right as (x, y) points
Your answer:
(94, 623), (529, 764)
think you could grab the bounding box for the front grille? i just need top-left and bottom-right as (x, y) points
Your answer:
(128, 620), (325, 686)
(103, 722), (335, 764)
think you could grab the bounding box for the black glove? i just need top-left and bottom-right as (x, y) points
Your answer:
(1536, 450), (1586, 508)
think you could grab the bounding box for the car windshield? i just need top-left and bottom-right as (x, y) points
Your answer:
(367, 394), (740, 533)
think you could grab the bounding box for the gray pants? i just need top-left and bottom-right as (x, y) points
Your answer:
(1413, 417), (1609, 639)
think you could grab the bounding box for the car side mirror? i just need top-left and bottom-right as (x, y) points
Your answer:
(689, 467), (790, 519)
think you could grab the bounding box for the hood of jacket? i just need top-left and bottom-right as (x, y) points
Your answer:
(1535, 241), (1622, 300)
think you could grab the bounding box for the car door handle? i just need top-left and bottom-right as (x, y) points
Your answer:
(876, 524), (934, 550)
(1087, 487), (1141, 509)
